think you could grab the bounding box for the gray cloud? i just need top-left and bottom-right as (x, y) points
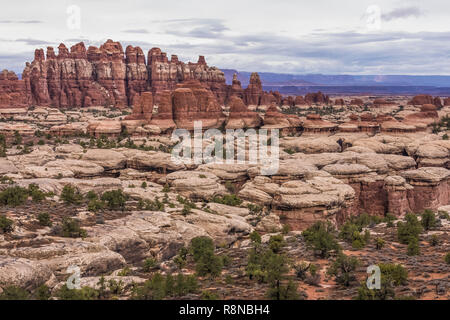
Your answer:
(382, 6), (424, 21)
(0, 20), (43, 24)
(122, 29), (150, 34)
(14, 38), (53, 46)
(158, 18), (229, 39)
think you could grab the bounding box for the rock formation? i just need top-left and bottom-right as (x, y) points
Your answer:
(262, 105), (301, 134)
(303, 114), (338, 134)
(305, 92), (330, 105)
(171, 80), (226, 130)
(244, 73), (263, 106)
(226, 96), (262, 129)
(0, 70), (30, 108)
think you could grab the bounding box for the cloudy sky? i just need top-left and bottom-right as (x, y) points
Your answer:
(1, 0), (450, 75)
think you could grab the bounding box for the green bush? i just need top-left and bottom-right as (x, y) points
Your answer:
(190, 236), (215, 262)
(356, 263), (408, 300)
(101, 189), (128, 211)
(375, 237), (385, 250)
(0, 286), (29, 300)
(268, 235), (285, 253)
(131, 273), (198, 300)
(429, 235), (439, 246)
(142, 257), (158, 272)
(379, 263), (408, 286)
(266, 280), (300, 300)
(88, 199), (105, 212)
(0, 215), (13, 233)
(28, 184), (46, 202)
(302, 221), (340, 258)
(249, 231), (262, 244)
(173, 247), (188, 270)
(421, 210), (436, 231)
(34, 284), (51, 300)
(445, 253), (450, 264)
(0, 186), (29, 206)
(137, 198), (165, 212)
(56, 284), (99, 300)
(397, 213), (422, 244)
(327, 254), (359, 287)
(201, 290), (219, 300)
(59, 217), (87, 238)
(60, 184), (83, 205)
(195, 251), (223, 278)
(85, 190), (98, 201)
(212, 194), (243, 207)
(407, 237), (420, 256)
(37, 212), (52, 227)
(189, 236), (223, 278)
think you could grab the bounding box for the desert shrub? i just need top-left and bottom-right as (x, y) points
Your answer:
(0, 286), (29, 300)
(339, 221), (369, 248)
(174, 274), (198, 297)
(37, 212), (52, 227)
(142, 257), (158, 272)
(201, 290), (219, 300)
(85, 190), (98, 201)
(212, 194), (243, 207)
(176, 195), (196, 209)
(0, 215), (14, 233)
(438, 211), (450, 220)
(221, 254), (232, 267)
(117, 266), (131, 277)
(249, 231), (262, 244)
(162, 184), (170, 193)
(59, 217), (87, 238)
(12, 131), (22, 145)
(375, 237), (385, 250)
(101, 189), (128, 211)
(28, 184), (46, 202)
(224, 181), (236, 193)
(189, 236), (223, 277)
(284, 148), (295, 155)
(195, 250), (223, 277)
(302, 221), (340, 257)
(356, 263), (407, 300)
(421, 210), (436, 231)
(137, 198), (165, 212)
(266, 280), (299, 300)
(88, 199), (105, 212)
(181, 204), (191, 216)
(327, 254), (359, 287)
(269, 235), (285, 253)
(246, 243), (290, 288)
(429, 235), (439, 246)
(445, 253), (450, 264)
(60, 184), (83, 205)
(397, 213), (422, 244)
(281, 224), (290, 235)
(0, 186), (29, 207)
(190, 236), (215, 262)
(141, 182), (147, 189)
(379, 263), (408, 286)
(294, 262), (310, 280)
(56, 284), (99, 300)
(132, 273), (198, 300)
(34, 284), (51, 300)
(247, 203), (263, 214)
(174, 247), (188, 270)
(407, 237), (420, 256)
